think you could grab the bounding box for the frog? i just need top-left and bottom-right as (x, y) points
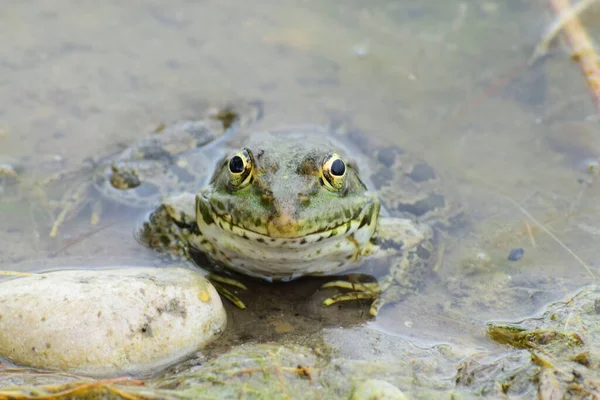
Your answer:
(136, 117), (460, 316)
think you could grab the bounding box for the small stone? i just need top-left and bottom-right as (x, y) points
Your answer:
(508, 248), (525, 261)
(0, 267), (226, 377)
(352, 379), (407, 400)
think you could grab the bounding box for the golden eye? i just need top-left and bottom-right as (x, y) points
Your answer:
(321, 152), (346, 191)
(228, 148), (254, 188)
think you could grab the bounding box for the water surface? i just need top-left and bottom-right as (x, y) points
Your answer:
(1, 0), (599, 393)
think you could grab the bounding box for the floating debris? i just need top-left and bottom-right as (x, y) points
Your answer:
(507, 248), (525, 261)
(353, 43), (369, 59)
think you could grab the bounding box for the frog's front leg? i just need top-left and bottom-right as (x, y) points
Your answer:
(137, 192), (248, 309)
(322, 218), (435, 316)
(137, 192), (198, 258)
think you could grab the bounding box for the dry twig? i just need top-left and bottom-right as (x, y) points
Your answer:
(540, 0), (600, 114)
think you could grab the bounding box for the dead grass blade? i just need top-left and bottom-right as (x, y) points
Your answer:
(505, 195), (596, 281)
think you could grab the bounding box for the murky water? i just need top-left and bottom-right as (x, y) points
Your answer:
(2, 0), (600, 396)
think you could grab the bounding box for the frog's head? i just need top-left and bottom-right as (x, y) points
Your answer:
(196, 132), (379, 242)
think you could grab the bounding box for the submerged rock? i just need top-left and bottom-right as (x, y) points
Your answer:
(0, 267), (226, 377)
(0, 342), (462, 399)
(456, 285), (600, 398)
(13, 280), (600, 398)
(351, 379), (407, 400)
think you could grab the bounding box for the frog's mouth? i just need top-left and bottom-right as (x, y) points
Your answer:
(196, 194), (379, 245)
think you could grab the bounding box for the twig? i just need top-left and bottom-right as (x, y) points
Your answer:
(51, 222), (117, 256)
(530, 0), (598, 64)
(525, 220), (537, 247)
(545, 0), (600, 114)
(505, 195), (595, 280)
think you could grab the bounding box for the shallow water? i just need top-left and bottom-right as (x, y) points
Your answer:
(2, 0), (600, 396)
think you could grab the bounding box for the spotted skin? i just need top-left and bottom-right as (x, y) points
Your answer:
(137, 125), (456, 316)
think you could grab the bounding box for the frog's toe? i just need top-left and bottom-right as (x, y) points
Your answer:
(322, 291), (379, 306)
(321, 280), (379, 291)
(369, 299), (385, 316)
(207, 273), (247, 310)
(211, 282), (247, 310)
(207, 273), (248, 290)
(322, 294), (385, 316)
(321, 279), (382, 316)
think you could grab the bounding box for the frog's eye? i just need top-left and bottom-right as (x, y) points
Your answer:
(228, 148), (254, 188)
(321, 152), (346, 191)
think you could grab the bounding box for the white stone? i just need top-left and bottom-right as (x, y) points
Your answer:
(0, 267), (226, 377)
(352, 379), (407, 400)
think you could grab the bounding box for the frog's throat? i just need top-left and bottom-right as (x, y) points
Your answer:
(195, 194), (380, 246)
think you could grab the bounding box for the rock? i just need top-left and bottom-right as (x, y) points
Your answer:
(0, 340), (463, 398)
(0, 267), (226, 377)
(457, 285), (600, 398)
(352, 379), (407, 400)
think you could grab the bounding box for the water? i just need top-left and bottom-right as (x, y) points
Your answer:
(2, 0), (600, 395)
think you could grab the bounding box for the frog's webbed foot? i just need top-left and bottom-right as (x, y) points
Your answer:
(321, 278), (407, 316)
(322, 278), (419, 316)
(137, 193), (248, 310)
(322, 279), (382, 316)
(323, 218), (435, 316)
(206, 273), (248, 310)
(136, 193), (197, 258)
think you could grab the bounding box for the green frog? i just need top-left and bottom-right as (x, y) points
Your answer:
(134, 111), (459, 316)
